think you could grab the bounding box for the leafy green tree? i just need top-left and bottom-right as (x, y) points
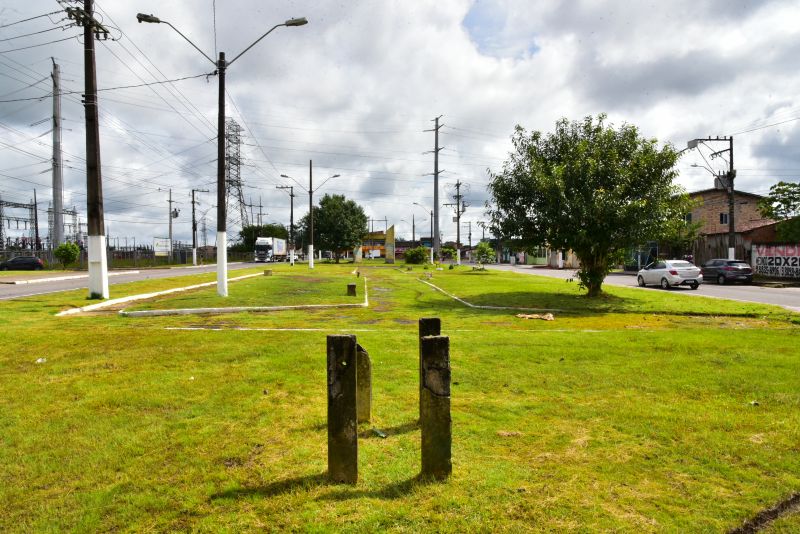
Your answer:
(474, 241), (495, 264)
(298, 194), (368, 263)
(441, 246), (456, 260)
(758, 181), (800, 241)
(54, 242), (79, 269)
(404, 246), (429, 264)
(487, 114), (684, 297)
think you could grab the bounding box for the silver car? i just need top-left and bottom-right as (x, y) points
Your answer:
(637, 260), (702, 290)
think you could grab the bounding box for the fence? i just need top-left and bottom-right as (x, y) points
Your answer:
(0, 246), (253, 269)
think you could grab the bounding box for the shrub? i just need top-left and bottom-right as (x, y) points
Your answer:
(404, 246), (429, 264)
(475, 241), (495, 264)
(54, 242), (80, 269)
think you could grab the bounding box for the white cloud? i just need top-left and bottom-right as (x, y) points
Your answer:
(0, 0), (798, 247)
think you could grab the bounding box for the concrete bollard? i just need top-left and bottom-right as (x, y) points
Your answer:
(419, 318), (441, 416)
(263, 269), (272, 276)
(420, 335), (451, 480)
(327, 335), (358, 484)
(347, 283), (357, 296)
(356, 344), (372, 423)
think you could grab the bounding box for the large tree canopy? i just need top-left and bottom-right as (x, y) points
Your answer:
(297, 194), (368, 263)
(487, 114), (685, 296)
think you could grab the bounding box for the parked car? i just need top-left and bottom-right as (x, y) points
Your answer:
(701, 259), (753, 285)
(0, 256), (44, 271)
(637, 259), (702, 290)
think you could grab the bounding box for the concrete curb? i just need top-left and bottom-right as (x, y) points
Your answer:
(56, 273), (261, 317)
(418, 278), (565, 313)
(119, 277), (369, 317)
(1, 270), (139, 285)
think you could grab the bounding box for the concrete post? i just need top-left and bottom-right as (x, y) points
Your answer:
(356, 344), (371, 423)
(419, 318), (441, 416)
(347, 283), (357, 296)
(327, 335), (358, 484)
(420, 335), (451, 480)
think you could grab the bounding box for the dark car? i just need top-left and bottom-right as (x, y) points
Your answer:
(0, 256), (45, 271)
(701, 259), (753, 284)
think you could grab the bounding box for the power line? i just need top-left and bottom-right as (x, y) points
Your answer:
(731, 117), (800, 136)
(0, 10), (61, 28)
(0, 72), (213, 103)
(0, 24), (70, 42)
(0, 34), (79, 53)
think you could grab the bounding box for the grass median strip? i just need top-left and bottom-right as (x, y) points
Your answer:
(1, 263), (799, 531)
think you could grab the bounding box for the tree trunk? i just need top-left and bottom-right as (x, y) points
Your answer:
(577, 254), (608, 297)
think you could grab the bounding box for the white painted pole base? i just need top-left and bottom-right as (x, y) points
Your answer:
(430, 248), (434, 264)
(88, 234), (109, 299)
(457, 249), (461, 266)
(217, 231), (228, 297)
(728, 247), (735, 260)
(192, 247), (197, 266)
(290, 250), (295, 266)
(309, 245), (314, 269)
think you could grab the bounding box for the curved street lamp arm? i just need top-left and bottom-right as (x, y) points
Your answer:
(313, 174), (340, 193)
(161, 20), (216, 65)
(228, 23), (284, 66)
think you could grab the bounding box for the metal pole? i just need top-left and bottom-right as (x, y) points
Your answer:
(433, 117), (441, 260)
(728, 136), (735, 260)
(168, 188), (173, 263)
(84, 0), (108, 298)
(33, 189), (39, 250)
(289, 188), (294, 265)
(412, 213), (415, 247)
(309, 159), (314, 268)
(191, 189), (197, 265)
(216, 52), (228, 295)
(52, 59), (64, 248)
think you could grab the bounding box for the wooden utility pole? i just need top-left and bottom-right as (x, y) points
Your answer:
(51, 58), (64, 248)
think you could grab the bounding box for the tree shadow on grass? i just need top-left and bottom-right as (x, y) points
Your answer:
(210, 472), (328, 500)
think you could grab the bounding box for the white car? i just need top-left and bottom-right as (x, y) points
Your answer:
(637, 260), (702, 290)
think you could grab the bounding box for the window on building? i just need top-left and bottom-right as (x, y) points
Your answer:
(719, 213), (728, 225)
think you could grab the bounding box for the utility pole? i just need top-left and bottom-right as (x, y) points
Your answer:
(687, 136), (736, 259)
(424, 116), (444, 260)
(444, 180), (468, 264)
(66, 0), (111, 298)
(277, 185), (295, 265)
(412, 213), (415, 247)
(51, 58), (64, 249)
(167, 189), (174, 263)
(258, 196), (264, 227)
(191, 188), (208, 265)
(33, 189), (39, 250)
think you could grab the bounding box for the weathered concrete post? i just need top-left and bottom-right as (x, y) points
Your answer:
(356, 344), (371, 423)
(347, 283), (357, 296)
(419, 318), (441, 415)
(327, 335), (358, 484)
(420, 335), (451, 480)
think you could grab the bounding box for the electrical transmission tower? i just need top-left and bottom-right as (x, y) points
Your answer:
(225, 118), (249, 237)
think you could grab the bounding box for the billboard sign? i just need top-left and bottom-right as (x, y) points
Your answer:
(753, 244), (800, 279)
(153, 237), (170, 257)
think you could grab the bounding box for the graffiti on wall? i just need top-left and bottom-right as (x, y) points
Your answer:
(753, 244), (800, 278)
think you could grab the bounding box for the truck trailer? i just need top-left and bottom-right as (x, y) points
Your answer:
(254, 237), (287, 262)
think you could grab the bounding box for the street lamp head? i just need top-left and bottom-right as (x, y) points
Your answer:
(331, 174), (340, 178)
(687, 139), (699, 150)
(136, 13), (161, 24)
(280, 174), (290, 179)
(285, 17), (308, 27)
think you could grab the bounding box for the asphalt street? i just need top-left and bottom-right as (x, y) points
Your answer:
(487, 264), (800, 313)
(0, 262), (256, 301)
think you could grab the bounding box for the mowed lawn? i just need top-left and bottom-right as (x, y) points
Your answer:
(1, 263), (799, 532)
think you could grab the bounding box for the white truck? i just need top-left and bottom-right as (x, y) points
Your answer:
(254, 237), (287, 262)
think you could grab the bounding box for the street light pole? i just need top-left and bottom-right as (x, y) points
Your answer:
(191, 188), (208, 265)
(136, 12), (308, 294)
(308, 159), (314, 268)
(276, 185), (295, 265)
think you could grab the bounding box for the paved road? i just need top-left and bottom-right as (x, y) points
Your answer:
(487, 264), (800, 313)
(0, 262), (257, 301)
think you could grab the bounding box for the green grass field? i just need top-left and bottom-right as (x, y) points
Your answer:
(1, 263), (799, 532)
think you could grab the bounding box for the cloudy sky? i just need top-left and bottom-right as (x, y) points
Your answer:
(1, 0), (799, 247)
